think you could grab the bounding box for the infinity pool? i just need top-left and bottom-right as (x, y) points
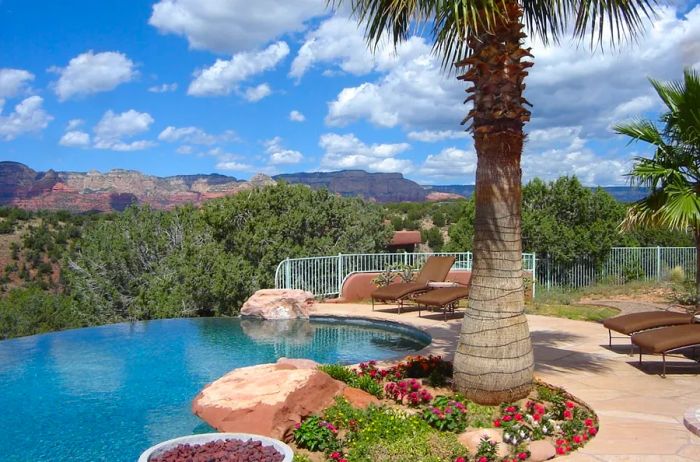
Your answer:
(0, 317), (429, 461)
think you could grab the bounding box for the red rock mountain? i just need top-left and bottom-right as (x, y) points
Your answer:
(0, 161), (274, 212)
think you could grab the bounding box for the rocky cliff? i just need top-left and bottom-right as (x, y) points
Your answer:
(0, 161), (274, 212)
(274, 170), (428, 203)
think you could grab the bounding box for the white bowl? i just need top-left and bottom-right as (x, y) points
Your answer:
(138, 432), (294, 462)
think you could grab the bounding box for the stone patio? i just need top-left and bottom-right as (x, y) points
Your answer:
(313, 302), (700, 461)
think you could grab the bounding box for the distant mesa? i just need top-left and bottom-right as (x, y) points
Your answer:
(0, 161), (648, 212)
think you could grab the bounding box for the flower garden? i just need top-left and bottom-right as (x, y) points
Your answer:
(290, 356), (599, 462)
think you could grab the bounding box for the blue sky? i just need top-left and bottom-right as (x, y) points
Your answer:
(1, 0), (699, 185)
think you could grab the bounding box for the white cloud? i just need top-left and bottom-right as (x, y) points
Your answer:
(148, 83), (178, 93)
(158, 126), (236, 145)
(188, 41), (289, 97)
(289, 110), (305, 122)
(407, 130), (469, 142)
(244, 83), (272, 102)
(419, 147), (477, 180)
(319, 133), (412, 173)
(66, 119), (85, 131)
(176, 145), (194, 154)
(93, 109), (155, 151)
(525, 5), (700, 136)
(264, 137), (303, 164)
(149, 0), (325, 54)
(0, 68), (34, 99)
(59, 131), (91, 148)
(0, 96), (53, 141)
(51, 51), (137, 101)
(215, 160), (254, 171)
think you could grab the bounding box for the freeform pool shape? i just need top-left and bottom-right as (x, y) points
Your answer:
(0, 317), (429, 462)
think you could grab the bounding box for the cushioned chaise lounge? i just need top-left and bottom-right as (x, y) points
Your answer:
(413, 285), (470, 321)
(602, 311), (694, 351)
(631, 323), (700, 377)
(371, 255), (455, 314)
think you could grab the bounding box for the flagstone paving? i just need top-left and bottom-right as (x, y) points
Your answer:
(313, 302), (700, 461)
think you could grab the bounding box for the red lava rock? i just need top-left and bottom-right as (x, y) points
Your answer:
(148, 438), (284, 462)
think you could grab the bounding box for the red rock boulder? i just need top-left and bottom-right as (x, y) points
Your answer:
(192, 358), (343, 439)
(240, 289), (315, 320)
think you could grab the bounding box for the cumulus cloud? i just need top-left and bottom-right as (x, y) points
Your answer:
(319, 133), (412, 173)
(264, 137), (303, 164)
(0, 96), (53, 141)
(158, 126), (236, 145)
(149, 0), (325, 54)
(407, 130), (469, 142)
(51, 51), (137, 101)
(59, 131), (91, 148)
(0, 68), (35, 99)
(244, 83), (272, 102)
(66, 119), (85, 131)
(188, 42), (289, 97)
(289, 110), (305, 122)
(418, 147), (477, 181)
(215, 160), (254, 171)
(93, 109), (155, 151)
(148, 83), (178, 93)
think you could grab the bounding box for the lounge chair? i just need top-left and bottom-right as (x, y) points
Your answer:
(631, 323), (700, 377)
(413, 284), (470, 321)
(371, 256), (455, 314)
(602, 311), (694, 352)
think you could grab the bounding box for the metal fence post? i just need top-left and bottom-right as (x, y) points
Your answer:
(656, 246), (661, 281)
(532, 252), (537, 299)
(285, 258), (291, 288)
(337, 253), (343, 295)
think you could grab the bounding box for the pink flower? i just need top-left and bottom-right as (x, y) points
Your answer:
(514, 413), (523, 421)
(455, 458), (466, 462)
(478, 457), (488, 462)
(565, 401), (575, 409)
(294, 423), (300, 429)
(518, 452), (528, 460)
(339, 459), (348, 462)
(493, 419), (501, 427)
(589, 427), (598, 436)
(573, 435), (583, 444)
(330, 452), (341, 460)
(506, 406), (516, 413)
(503, 415), (513, 422)
(556, 446), (567, 455)
(584, 418), (594, 427)
(563, 410), (572, 420)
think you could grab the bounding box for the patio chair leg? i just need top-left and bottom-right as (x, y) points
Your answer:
(638, 350), (642, 366)
(608, 329), (612, 348)
(662, 353), (666, 378)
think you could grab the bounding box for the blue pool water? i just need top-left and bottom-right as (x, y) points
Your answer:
(0, 317), (428, 462)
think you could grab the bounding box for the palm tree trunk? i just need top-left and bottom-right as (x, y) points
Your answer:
(453, 3), (534, 405)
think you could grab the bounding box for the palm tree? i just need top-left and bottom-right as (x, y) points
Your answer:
(615, 69), (700, 315)
(332, 0), (658, 404)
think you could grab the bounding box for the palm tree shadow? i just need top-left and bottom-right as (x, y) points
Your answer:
(531, 330), (612, 375)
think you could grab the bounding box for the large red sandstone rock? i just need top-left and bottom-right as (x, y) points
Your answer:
(240, 289), (315, 320)
(192, 358), (344, 439)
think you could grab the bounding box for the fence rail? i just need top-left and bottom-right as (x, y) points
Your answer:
(274, 252), (535, 297)
(275, 247), (696, 298)
(537, 246), (696, 290)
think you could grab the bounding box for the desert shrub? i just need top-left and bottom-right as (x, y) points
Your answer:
(667, 265), (686, 284)
(0, 286), (82, 339)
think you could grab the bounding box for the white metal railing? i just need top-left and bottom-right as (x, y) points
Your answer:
(274, 252), (536, 297)
(537, 246), (696, 290)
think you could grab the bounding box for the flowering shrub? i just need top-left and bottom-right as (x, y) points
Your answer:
(317, 364), (383, 398)
(523, 401), (556, 440)
(293, 416), (340, 453)
(494, 405), (532, 446)
(422, 396), (468, 432)
(384, 379), (432, 406)
(473, 436), (500, 462)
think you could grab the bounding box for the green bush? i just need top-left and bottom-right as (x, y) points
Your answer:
(0, 287), (82, 340)
(318, 364), (357, 383)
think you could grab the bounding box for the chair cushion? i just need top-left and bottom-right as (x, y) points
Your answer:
(372, 282), (428, 301)
(632, 324), (700, 354)
(603, 311), (693, 335)
(413, 287), (470, 307)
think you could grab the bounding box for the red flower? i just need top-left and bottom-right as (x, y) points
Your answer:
(563, 410), (573, 420)
(518, 452), (528, 460)
(339, 459), (348, 462)
(506, 406), (516, 413)
(589, 427), (598, 436)
(454, 458), (466, 462)
(533, 414), (541, 421)
(330, 452), (341, 460)
(573, 435), (583, 444)
(503, 415), (513, 422)
(514, 413), (523, 421)
(584, 418), (594, 427)
(493, 419), (501, 427)
(556, 446), (567, 455)
(565, 401), (575, 409)
(478, 457), (488, 462)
